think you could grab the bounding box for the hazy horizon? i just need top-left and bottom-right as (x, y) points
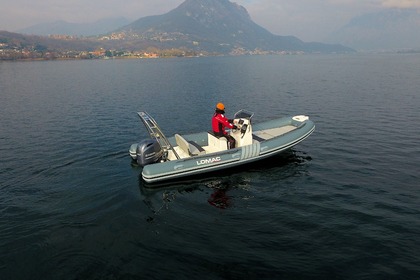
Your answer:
(1, 0), (419, 46)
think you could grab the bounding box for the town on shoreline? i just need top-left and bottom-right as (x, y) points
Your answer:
(0, 44), (305, 61)
(2, 32), (418, 61)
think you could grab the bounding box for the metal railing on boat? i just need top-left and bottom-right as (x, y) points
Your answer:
(138, 111), (180, 160)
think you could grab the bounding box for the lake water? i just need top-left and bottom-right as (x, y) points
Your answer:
(1, 54), (419, 279)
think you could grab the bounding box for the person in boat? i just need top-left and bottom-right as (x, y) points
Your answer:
(212, 102), (237, 149)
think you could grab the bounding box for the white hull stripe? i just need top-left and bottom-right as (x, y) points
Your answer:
(240, 142), (260, 160)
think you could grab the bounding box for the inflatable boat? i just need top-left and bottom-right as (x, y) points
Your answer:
(129, 110), (315, 184)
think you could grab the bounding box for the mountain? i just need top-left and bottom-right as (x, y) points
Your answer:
(327, 9), (420, 50)
(117, 0), (353, 54)
(1, 0), (353, 58)
(17, 17), (131, 36)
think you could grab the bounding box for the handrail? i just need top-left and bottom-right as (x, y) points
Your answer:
(234, 109), (254, 121)
(137, 112), (180, 160)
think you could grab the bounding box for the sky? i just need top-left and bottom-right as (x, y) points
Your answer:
(1, 0), (420, 41)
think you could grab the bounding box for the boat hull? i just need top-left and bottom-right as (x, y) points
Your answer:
(141, 116), (315, 184)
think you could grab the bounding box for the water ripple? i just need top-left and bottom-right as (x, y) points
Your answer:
(1, 55), (420, 279)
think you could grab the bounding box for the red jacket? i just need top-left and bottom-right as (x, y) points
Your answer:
(212, 112), (233, 135)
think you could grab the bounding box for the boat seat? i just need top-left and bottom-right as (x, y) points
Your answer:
(175, 134), (206, 156)
(207, 131), (228, 151)
(188, 140), (206, 155)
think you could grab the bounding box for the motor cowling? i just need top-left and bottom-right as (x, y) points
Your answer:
(135, 139), (163, 166)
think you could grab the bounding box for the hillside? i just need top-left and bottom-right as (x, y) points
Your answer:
(118, 0), (353, 53)
(0, 30), (102, 51)
(17, 17), (131, 36)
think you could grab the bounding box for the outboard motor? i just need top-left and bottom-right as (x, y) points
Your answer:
(135, 139), (163, 166)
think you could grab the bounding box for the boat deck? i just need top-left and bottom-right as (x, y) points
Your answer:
(168, 125), (298, 160)
(171, 145), (215, 159)
(253, 125), (297, 140)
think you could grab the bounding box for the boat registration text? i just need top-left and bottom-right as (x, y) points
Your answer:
(196, 157), (222, 166)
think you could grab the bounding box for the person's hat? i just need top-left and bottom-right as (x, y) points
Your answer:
(216, 102), (225, 110)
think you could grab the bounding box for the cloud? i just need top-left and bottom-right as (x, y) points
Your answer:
(381, 0), (420, 8)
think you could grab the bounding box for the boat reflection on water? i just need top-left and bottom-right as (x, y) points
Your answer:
(137, 149), (311, 215)
(207, 183), (231, 209)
